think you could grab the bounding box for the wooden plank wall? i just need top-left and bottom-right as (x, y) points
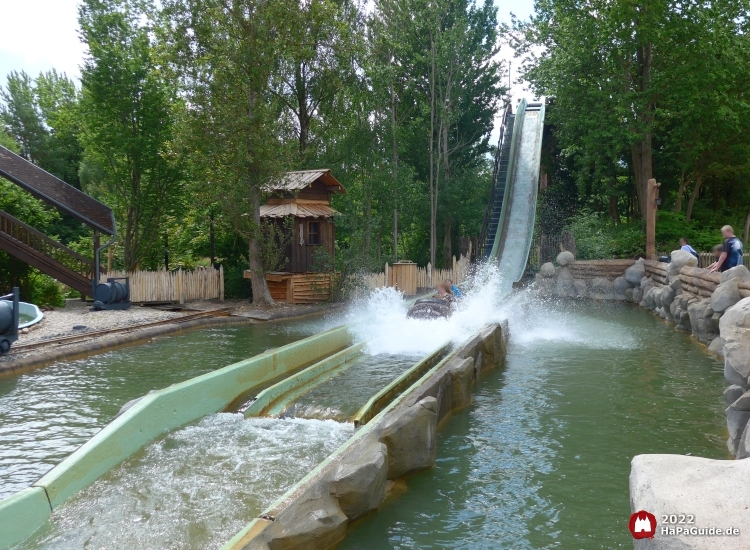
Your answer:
(105, 266), (223, 303)
(363, 253), (471, 291)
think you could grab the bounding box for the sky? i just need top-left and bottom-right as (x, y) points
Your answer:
(0, 0), (538, 139)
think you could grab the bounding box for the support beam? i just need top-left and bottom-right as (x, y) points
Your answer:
(646, 178), (660, 260)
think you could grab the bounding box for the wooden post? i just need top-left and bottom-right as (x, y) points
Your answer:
(646, 178), (660, 260)
(219, 265), (224, 301)
(385, 262), (390, 287)
(178, 268), (185, 304)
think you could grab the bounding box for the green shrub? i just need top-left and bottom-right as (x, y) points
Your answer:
(28, 273), (66, 308)
(567, 211), (645, 259)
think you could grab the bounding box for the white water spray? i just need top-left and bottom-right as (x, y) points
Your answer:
(344, 262), (519, 356)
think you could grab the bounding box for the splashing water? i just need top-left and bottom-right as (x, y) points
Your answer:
(344, 263), (517, 356)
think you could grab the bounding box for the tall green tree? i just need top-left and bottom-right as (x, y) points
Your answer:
(79, 0), (182, 270)
(164, 0), (300, 304)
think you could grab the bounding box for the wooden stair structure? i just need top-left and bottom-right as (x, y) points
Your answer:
(0, 146), (116, 296)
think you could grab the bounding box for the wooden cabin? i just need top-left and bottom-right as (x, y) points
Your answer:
(248, 169), (345, 303)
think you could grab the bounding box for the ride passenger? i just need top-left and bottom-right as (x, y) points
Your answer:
(444, 278), (463, 299)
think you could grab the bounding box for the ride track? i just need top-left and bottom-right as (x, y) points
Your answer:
(481, 98), (546, 288)
(5, 307), (233, 356)
(0, 100), (546, 550)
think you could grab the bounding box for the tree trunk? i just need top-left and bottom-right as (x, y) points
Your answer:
(674, 170), (689, 212)
(246, 90), (273, 305)
(743, 203), (750, 244)
(391, 77), (398, 264)
(630, 136), (652, 220)
(443, 216), (452, 266)
(428, 33), (437, 268)
(631, 42), (654, 221)
(685, 173), (703, 222)
(247, 183), (273, 305)
(608, 195), (619, 224)
(296, 62), (309, 154)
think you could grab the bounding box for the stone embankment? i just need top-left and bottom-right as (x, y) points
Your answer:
(618, 252), (750, 549)
(535, 252), (635, 300)
(224, 322), (508, 550)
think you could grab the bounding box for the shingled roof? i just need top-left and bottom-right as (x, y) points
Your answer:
(0, 146), (116, 235)
(264, 169), (345, 194)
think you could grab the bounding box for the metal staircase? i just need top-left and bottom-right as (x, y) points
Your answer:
(479, 104), (515, 259)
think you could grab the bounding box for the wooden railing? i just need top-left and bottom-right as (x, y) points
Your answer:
(0, 209), (98, 280)
(696, 252), (750, 270)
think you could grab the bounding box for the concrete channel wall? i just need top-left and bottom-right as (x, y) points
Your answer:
(223, 321), (508, 550)
(0, 326), (353, 549)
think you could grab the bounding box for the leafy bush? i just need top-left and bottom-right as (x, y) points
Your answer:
(655, 210), (725, 252)
(28, 273), (66, 308)
(567, 211), (645, 259)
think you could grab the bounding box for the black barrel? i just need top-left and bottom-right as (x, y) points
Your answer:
(95, 280), (128, 304)
(0, 300), (13, 335)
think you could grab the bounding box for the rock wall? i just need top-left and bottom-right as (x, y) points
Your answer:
(534, 253), (635, 300)
(225, 322), (508, 550)
(621, 251), (750, 459)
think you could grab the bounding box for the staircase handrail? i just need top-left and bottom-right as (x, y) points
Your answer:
(0, 209), (101, 279)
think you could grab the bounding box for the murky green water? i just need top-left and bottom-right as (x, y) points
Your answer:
(338, 301), (727, 550)
(0, 319), (327, 500)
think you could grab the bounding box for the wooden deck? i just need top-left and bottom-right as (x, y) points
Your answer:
(244, 271), (335, 304)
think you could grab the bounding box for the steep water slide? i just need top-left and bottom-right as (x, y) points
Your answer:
(479, 98), (546, 288)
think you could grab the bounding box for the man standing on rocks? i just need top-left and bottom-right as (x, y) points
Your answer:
(709, 225), (744, 273)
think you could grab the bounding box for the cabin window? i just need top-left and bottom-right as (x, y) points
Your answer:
(308, 222), (321, 245)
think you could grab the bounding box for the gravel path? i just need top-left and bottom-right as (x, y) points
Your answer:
(18, 305), (185, 344)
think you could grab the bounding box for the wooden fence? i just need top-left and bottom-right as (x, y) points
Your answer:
(363, 254), (471, 292)
(105, 266), (224, 303)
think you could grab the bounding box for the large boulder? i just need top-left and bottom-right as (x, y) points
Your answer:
(711, 279), (741, 313)
(554, 267), (576, 298)
(719, 297), (750, 389)
(624, 259), (646, 285)
(687, 298), (716, 344)
(613, 276), (631, 296)
(573, 279), (588, 298)
(632, 287), (643, 303)
(380, 397), (438, 479)
(262, 490), (349, 550)
(661, 285), (676, 307)
(331, 439), (388, 521)
(666, 249), (698, 281)
(729, 390), (750, 411)
(726, 405), (750, 455)
(721, 265), (750, 284)
(539, 262), (556, 278)
(534, 274), (555, 296)
(556, 250), (574, 266)
(708, 336), (724, 357)
(630, 454), (750, 549)
(724, 385), (745, 406)
(590, 277), (615, 300)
